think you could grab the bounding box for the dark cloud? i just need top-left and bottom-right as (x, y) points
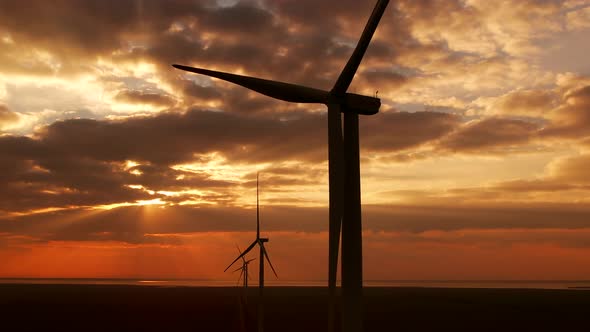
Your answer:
(0, 108), (461, 213)
(128, 163), (236, 192)
(360, 70), (409, 91)
(269, 0), (377, 32)
(0, 0), (206, 56)
(0, 153), (152, 213)
(0, 109), (318, 212)
(0, 0), (420, 97)
(114, 89), (176, 107)
(491, 89), (558, 116)
(35, 109), (458, 166)
(37, 109), (327, 164)
(439, 117), (540, 152)
(361, 111), (459, 151)
(199, 2), (275, 35)
(181, 80), (223, 101)
(2, 202), (590, 245)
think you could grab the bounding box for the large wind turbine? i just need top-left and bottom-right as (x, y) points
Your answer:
(174, 1), (389, 331)
(224, 173), (277, 332)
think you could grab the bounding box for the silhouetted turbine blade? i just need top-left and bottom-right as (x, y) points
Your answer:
(245, 258), (256, 264)
(234, 266), (244, 273)
(331, 0), (390, 95)
(261, 244), (278, 278)
(172, 64), (329, 104)
(225, 240), (257, 272)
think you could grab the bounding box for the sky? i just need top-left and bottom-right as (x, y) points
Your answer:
(1, 0), (590, 281)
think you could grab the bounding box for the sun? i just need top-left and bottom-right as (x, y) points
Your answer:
(136, 198), (166, 206)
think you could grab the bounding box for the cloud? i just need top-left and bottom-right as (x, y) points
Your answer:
(0, 107), (464, 214)
(0, 0), (206, 59)
(0, 104), (19, 129)
(0, 0), (586, 221)
(541, 84), (590, 138)
(547, 153), (590, 184)
(483, 89), (559, 117)
(385, 150), (590, 203)
(361, 111), (460, 152)
(36, 109), (327, 164)
(492, 179), (589, 193)
(3, 202), (590, 245)
(199, 2), (275, 35)
(0, 0), (567, 127)
(181, 80), (223, 101)
(114, 89), (176, 107)
(438, 117), (540, 152)
(398, 0), (564, 56)
(566, 5), (590, 30)
(360, 70), (409, 92)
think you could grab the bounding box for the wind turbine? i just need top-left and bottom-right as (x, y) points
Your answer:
(224, 173), (277, 332)
(174, 1), (389, 331)
(233, 245), (256, 289)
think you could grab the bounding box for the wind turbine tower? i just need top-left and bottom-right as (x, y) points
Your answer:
(224, 173), (277, 332)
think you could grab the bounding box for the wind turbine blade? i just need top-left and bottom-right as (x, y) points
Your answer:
(172, 64), (329, 104)
(331, 0), (390, 95)
(224, 240), (257, 272)
(233, 266), (244, 273)
(256, 173), (260, 240)
(245, 258), (256, 264)
(261, 244), (278, 278)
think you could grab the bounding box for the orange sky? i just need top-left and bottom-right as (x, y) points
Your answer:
(1, 0), (590, 281)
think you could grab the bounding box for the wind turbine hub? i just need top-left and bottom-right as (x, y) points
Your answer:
(329, 93), (381, 116)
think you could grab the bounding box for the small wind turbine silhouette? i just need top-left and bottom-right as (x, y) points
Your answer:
(224, 173), (277, 332)
(174, 1), (389, 331)
(233, 245), (256, 289)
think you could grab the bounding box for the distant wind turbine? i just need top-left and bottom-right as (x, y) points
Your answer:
(174, 1), (389, 331)
(224, 173), (277, 332)
(233, 245), (256, 289)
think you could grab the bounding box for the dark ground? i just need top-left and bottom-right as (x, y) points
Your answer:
(1, 284), (589, 331)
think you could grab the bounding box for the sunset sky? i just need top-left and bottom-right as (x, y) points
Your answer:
(1, 0), (590, 281)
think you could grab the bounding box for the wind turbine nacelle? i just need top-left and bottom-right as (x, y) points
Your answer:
(341, 93), (381, 115)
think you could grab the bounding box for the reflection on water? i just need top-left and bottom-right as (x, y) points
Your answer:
(1, 278), (590, 289)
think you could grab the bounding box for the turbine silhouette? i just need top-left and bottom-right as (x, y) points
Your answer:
(233, 245), (255, 289)
(174, 1), (389, 331)
(224, 173), (277, 332)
